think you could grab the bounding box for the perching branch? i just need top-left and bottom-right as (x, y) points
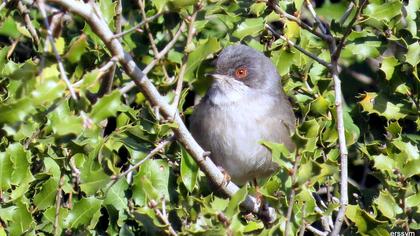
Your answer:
(46, 0), (276, 222)
(111, 11), (162, 39)
(17, 0), (40, 46)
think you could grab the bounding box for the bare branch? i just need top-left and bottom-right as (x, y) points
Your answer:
(17, 1), (40, 46)
(267, 0), (331, 42)
(149, 199), (178, 236)
(172, 7), (199, 110)
(305, 0), (327, 34)
(306, 225), (328, 236)
(339, 2), (355, 25)
(137, 0), (170, 82)
(285, 154), (301, 236)
(38, 0), (78, 100)
(53, 175), (65, 236)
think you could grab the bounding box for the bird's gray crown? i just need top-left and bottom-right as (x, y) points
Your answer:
(214, 44), (281, 91)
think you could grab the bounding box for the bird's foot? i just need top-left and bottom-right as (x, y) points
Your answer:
(216, 166), (231, 190)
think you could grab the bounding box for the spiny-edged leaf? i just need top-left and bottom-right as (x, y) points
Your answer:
(0, 17), (20, 38)
(380, 56), (398, 80)
(64, 197), (103, 229)
(0, 152), (13, 190)
(406, 192), (420, 208)
(359, 92), (407, 120)
(65, 34), (88, 64)
(104, 180), (128, 211)
(184, 38), (221, 82)
(48, 102), (83, 136)
(343, 110), (360, 146)
(400, 159), (420, 178)
(7, 143), (34, 185)
(152, 0), (168, 12)
(32, 65), (66, 105)
(364, 1), (402, 21)
(346, 205), (388, 236)
(180, 145), (198, 192)
(374, 190), (403, 219)
(392, 140), (419, 160)
(311, 95), (329, 115)
(90, 90), (126, 123)
(0, 98), (35, 124)
(271, 50), (297, 76)
(78, 153), (110, 195)
(33, 178), (59, 210)
(225, 186), (247, 218)
(232, 18), (264, 40)
(406, 42), (420, 67)
(372, 154), (394, 174)
(8, 201), (35, 235)
(99, 0), (116, 27)
(132, 159), (170, 206)
(249, 2), (266, 17)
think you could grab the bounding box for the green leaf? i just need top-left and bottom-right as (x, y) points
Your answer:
(104, 180), (128, 211)
(99, 0), (116, 27)
(0, 98), (35, 124)
(65, 34), (88, 64)
(65, 197), (102, 228)
(364, 1), (402, 21)
(79, 154), (110, 195)
(380, 56), (398, 80)
(184, 38), (221, 82)
(180, 146), (198, 192)
(406, 42), (420, 67)
(249, 3), (267, 17)
(132, 159), (170, 206)
(400, 159), (420, 178)
(232, 18), (264, 40)
(271, 50), (296, 76)
(359, 92), (407, 120)
(406, 192), (420, 208)
(90, 90), (125, 123)
(346, 205), (388, 236)
(8, 201), (35, 235)
(0, 152), (13, 190)
(372, 154), (394, 174)
(0, 17), (21, 38)
(48, 102), (83, 136)
(33, 178), (59, 210)
(7, 143), (34, 185)
(32, 65), (66, 105)
(374, 190), (403, 219)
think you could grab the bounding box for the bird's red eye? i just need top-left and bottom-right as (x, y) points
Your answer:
(235, 67), (248, 79)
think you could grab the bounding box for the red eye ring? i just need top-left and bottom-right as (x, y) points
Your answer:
(235, 67), (248, 79)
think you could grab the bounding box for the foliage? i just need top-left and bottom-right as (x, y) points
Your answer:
(0, 0), (419, 235)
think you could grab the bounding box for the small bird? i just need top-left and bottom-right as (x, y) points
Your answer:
(190, 44), (296, 185)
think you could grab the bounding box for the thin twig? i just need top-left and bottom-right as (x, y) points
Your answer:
(172, 6), (199, 110)
(114, 137), (173, 180)
(137, 0), (170, 81)
(284, 154), (301, 236)
(149, 200), (178, 236)
(305, 0), (327, 34)
(46, 0), (277, 222)
(120, 21), (187, 93)
(339, 2), (355, 25)
(53, 175), (65, 236)
(17, 1), (40, 46)
(96, 0), (122, 98)
(332, 0), (368, 61)
(111, 12), (162, 39)
(38, 0), (78, 100)
(266, 24), (331, 69)
(268, 0), (331, 42)
(306, 225), (328, 236)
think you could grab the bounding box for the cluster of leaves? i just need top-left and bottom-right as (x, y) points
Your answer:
(0, 0), (418, 235)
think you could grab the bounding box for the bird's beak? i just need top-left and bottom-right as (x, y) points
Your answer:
(206, 73), (229, 81)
